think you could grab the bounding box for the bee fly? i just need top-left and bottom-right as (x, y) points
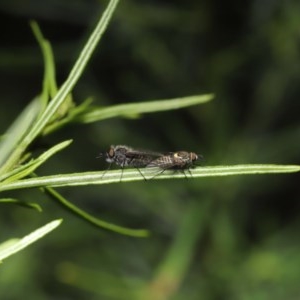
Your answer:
(146, 151), (202, 178)
(99, 145), (163, 181)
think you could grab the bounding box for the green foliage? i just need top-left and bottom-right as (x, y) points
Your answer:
(0, 0), (299, 299)
(0, 220), (61, 262)
(0, 0), (299, 251)
(0, 164), (299, 192)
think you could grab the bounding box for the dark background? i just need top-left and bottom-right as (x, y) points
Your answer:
(0, 0), (299, 299)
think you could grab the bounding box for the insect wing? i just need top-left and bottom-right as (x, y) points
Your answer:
(124, 150), (163, 167)
(146, 155), (176, 169)
(100, 145), (166, 181)
(147, 151), (200, 170)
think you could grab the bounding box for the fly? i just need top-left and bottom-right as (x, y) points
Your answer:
(99, 145), (163, 180)
(146, 151), (202, 178)
(99, 146), (203, 180)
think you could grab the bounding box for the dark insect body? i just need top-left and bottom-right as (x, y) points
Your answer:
(99, 145), (163, 180)
(146, 151), (202, 178)
(99, 145), (202, 181)
(147, 151), (199, 169)
(104, 145), (162, 167)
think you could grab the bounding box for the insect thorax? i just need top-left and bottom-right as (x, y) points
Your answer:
(105, 145), (132, 166)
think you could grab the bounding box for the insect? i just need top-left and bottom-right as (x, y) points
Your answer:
(99, 145), (163, 180)
(99, 145), (202, 180)
(146, 151), (202, 178)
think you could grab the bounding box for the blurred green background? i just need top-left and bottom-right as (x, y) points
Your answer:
(0, 0), (299, 299)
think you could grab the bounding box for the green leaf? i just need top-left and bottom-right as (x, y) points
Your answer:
(0, 140), (72, 183)
(42, 98), (93, 135)
(0, 164), (298, 192)
(31, 21), (75, 129)
(42, 186), (149, 237)
(0, 0), (119, 173)
(78, 94), (214, 123)
(0, 198), (42, 212)
(25, 0), (119, 142)
(0, 98), (41, 172)
(30, 20), (58, 107)
(0, 219), (62, 262)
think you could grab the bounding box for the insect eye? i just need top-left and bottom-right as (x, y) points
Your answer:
(108, 147), (114, 158)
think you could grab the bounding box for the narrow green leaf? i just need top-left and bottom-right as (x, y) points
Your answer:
(42, 186), (149, 237)
(31, 21), (75, 128)
(0, 219), (62, 262)
(0, 159), (38, 183)
(1, 140), (72, 183)
(0, 0), (119, 173)
(0, 98), (41, 172)
(30, 20), (58, 107)
(0, 198), (42, 212)
(42, 98), (93, 135)
(0, 164), (298, 192)
(25, 0), (119, 142)
(78, 94), (214, 123)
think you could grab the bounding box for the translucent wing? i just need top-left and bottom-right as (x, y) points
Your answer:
(125, 150), (163, 167)
(147, 151), (200, 170)
(146, 155), (177, 169)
